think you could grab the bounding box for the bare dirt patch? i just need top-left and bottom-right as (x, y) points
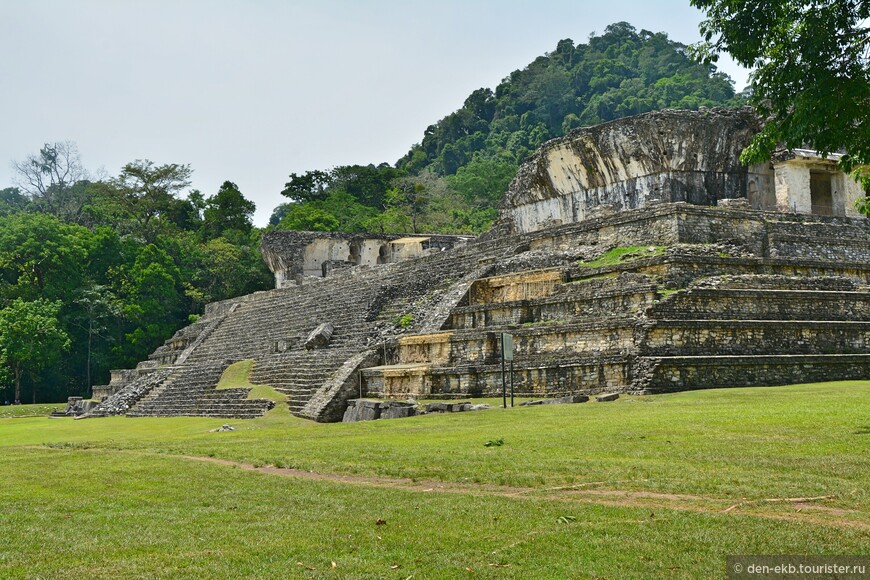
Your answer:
(178, 454), (870, 532)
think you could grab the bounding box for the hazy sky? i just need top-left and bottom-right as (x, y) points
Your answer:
(1, 0), (749, 225)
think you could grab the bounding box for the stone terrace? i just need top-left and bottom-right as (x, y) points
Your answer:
(93, 203), (870, 421)
(361, 204), (870, 402)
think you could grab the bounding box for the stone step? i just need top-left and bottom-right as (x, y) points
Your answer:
(634, 353), (870, 393)
(395, 320), (636, 366)
(362, 354), (630, 400)
(568, 254), (870, 291)
(448, 280), (658, 330)
(648, 288), (870, 321)
(641, 319), (870, 356)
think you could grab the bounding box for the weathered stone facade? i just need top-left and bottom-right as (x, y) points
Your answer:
(91, 109), (870, 422)
(498, 108), (864, 235)
(259, 231), (473, 288)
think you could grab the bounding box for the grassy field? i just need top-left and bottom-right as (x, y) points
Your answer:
(0, 403), (62, 419)
(1, 381), (869, 578)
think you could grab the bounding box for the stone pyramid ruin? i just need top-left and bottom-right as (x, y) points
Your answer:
(90, 108), (870, 421)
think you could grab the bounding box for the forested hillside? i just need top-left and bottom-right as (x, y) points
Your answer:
(271, 22), (742, 234)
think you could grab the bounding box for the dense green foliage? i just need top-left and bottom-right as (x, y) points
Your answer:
(0, 148), (273, 404)
(0, 298), (69, 403)
(691, 0), (870, 190)
(272, 23), (741, 235)
(1, 383), (869, 576)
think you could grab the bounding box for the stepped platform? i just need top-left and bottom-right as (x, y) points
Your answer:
(647, 288), (870, 321)
(633, 354), (870, 393)
(92, 203), (870, 421)
(363, 353), (630, 399)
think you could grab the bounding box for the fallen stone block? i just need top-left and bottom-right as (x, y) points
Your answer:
(342, 399), (383, 422)
(304, 322), (335, 350)
(341, 402), (358, 422)
(520, 400), (544, 406)
(596, 392), (620, 402)
(381, 405), (416, 420)
(448, 402), (472, 412)
(425, 403), (449, 413)
(541, 395), (590, 405)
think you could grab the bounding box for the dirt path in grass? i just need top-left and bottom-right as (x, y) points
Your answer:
(179, 454), (870, 532)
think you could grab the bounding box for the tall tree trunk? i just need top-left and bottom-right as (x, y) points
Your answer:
(87, 319), (93, 396)
(13, 366), (21, 403)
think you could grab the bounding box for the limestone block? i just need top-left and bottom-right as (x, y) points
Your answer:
(381, 403), (416, 420)
(545, 394), (590, 404)
(342, 399), (383, 422)
(596, 393), (620, 402)
(341, 401), (359, 422)
(304, 322), (335, 350)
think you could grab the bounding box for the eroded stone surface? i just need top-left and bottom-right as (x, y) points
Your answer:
(304, 323), (335, 350)
(500, 108), (763, 234)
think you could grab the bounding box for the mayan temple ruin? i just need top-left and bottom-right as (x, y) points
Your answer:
(88, 107), (870, 422)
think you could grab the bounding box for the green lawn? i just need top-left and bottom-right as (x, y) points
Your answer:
(0, 403), (62, 418)
(1, 381), (869, 577)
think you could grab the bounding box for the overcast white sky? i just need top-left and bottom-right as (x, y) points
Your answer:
(0, 0), (749, 225)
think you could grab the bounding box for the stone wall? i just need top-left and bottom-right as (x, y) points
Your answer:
(260, 231), (474, 288)
(500, 108), (763, 234)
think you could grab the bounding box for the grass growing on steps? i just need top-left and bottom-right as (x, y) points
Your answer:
(578, 245), (666, 268)
(216, 359), (291, 418)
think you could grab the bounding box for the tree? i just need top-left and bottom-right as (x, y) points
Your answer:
(0, 188), (28, 216)
(384, 180), (429, 233)
(12, 141), (89, 217)
(280, 170), (332, 203)
(109, 160), (193, 241)
(186, 237), (273, 307)
(447, 156), (518, 208)
(0, 213), (90, 302)
(202, 181), (256, 239)
(0, 298), (70, 403)
(277, 204), (340, 232)
(691, 0), (870, 185)
(72, 284), (120, 394)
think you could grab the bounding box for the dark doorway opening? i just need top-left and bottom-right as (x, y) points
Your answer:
(810, 172), (833, 215)
(348, 241), (362, 265)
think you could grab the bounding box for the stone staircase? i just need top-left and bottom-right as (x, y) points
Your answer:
(92, 234), (515, 420)
(126, 361), (273, 419)
(249, 347), (362, 414)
